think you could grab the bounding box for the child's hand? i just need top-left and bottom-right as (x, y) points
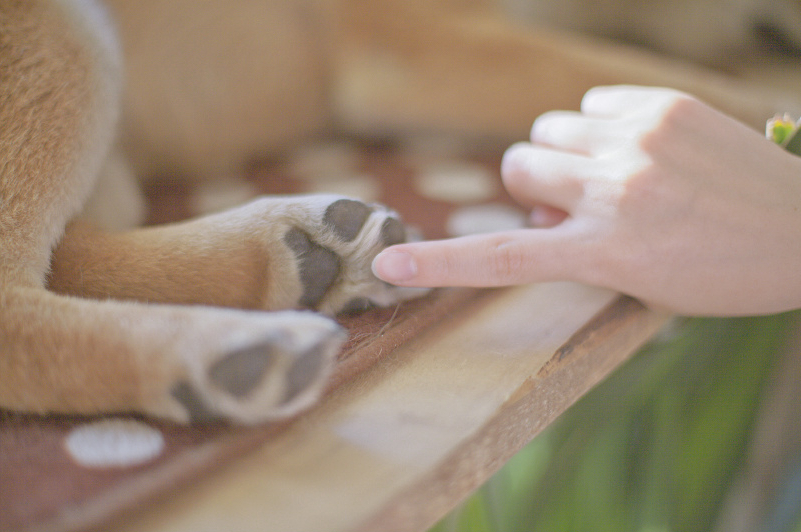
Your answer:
(373, 86), (801, 316)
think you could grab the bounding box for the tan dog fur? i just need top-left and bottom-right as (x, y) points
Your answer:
(1, 0), (798, 424)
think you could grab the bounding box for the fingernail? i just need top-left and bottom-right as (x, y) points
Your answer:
(372, 250), (417, 283)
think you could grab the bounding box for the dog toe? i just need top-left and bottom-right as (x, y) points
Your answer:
(380, 217), (407, 246)
(323, 198), (372, 242)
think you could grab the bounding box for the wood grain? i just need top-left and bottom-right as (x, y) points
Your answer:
(105, 283), (669, 532)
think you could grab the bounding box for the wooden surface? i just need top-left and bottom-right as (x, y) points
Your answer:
(105, 282), (669, 532)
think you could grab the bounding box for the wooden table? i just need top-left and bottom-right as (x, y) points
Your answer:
(105, 282), (668, 532)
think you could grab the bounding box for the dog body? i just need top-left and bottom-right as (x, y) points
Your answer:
(1, 0), (798, 423)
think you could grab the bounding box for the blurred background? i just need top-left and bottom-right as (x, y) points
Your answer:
(503, 0), (801, 69)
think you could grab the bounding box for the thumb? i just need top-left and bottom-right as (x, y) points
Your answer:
(371, 229), (578, 288)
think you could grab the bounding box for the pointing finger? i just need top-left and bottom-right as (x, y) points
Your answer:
(371, 229), (584, 288)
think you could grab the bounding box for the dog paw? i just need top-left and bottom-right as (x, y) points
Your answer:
(166, 311), (345, 424)
(268, 195), (427, 315)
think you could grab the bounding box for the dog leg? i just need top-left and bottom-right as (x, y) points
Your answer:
(331, 1), (794, 142)
(1, 286), (345, 423)
(0, 0), (121, 288)
(49, 195), (423, 315)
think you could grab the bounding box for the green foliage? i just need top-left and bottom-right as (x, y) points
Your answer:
(430, 313), (799, 532)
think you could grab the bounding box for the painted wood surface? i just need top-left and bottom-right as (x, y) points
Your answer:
(107, 282), (669, 532)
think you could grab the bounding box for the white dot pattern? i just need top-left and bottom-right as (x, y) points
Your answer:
(64, 419), (165, 468)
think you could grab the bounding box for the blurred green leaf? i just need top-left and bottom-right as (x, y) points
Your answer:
(785, 129), (801, 157)
(430, 312), (799, 532)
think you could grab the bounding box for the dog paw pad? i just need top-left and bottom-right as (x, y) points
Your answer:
(208, 342), (276, 399)
(263, 194), (426, 314)
(284, 227), (341, 307)
(170, 381), (221, 423)
(283, 342), (328, 405)
(323, 199), (372, 242)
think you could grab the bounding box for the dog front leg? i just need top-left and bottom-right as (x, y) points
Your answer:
(1, 286), (345, 423)
(48, 195), (423, 315)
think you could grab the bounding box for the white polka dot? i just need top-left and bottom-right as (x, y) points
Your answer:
(413, 160), (497, 204)
(65, 419), (165, 468)
(446, 204), (527, 237)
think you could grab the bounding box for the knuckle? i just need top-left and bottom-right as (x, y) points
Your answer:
(501, 143), (530, 175)
(488, 242), (526, 282)
(530, 111), (560, 141)
(650, 94), (703, 137)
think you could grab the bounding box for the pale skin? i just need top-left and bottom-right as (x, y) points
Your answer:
(372, 86), (801, 316)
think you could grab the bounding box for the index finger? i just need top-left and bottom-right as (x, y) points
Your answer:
(371, 228), (584, 288)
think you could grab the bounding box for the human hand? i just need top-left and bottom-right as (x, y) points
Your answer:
(372, 86), (801, 316)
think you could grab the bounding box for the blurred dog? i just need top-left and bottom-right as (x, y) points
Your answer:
(506, 0), (801, 67)
(1, 0), (797, 424)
